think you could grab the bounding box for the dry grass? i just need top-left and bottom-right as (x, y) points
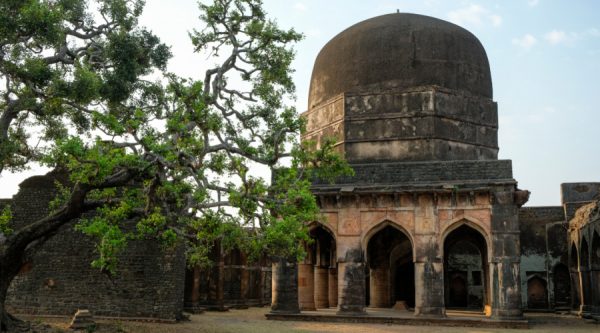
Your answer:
(24, 307), (600, 333)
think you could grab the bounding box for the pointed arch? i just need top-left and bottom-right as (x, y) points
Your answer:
(441, 217), (491, 262)
(443, 223), (490, 310)
(362, 219), (414, 258)
(308, 220), (336, 241)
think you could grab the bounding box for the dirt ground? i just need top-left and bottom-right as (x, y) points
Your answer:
(24, 307), (600, 333)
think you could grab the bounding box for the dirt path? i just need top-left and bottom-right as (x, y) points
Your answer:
(27, 307), (600, 333)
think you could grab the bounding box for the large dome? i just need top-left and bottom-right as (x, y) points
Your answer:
(308, 13), (492, 108)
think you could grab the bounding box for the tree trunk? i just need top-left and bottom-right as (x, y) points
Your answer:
(0, 267), (21, 332)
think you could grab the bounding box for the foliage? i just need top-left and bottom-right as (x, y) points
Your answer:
(0, 206), (12, 236)
(2, 0), (352, 277)
(0, 0), (170, 174)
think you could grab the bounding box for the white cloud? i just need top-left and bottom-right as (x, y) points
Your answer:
(528, 0), (540, 7)
(544, 30), (567, 44)
(544, 30), (579, 45)
(293, 2), (307, 12)
(447, 4), (502, 28)
(512, 34), (537, 50)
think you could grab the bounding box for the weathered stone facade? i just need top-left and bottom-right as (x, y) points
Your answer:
(271, 13), (527, 320)
(566, 184), (600, 319)
(3, 171), (186, 320)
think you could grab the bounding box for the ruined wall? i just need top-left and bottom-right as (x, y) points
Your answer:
(518, 206), (568, 309)
(4, 171), (186, 320)
(567, 199), (600, 317)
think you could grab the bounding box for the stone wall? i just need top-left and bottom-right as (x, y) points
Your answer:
(518, 206), (568, 309)
(302, 87), (498, 163)
(4, 171), (186, 320)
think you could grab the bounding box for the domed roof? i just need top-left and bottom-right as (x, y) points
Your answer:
(308, 13), (492, 108)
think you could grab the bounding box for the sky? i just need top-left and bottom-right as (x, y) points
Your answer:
(1, 0), (599, 206)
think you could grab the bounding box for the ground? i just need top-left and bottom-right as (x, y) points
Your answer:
(19, 308), (600, 333)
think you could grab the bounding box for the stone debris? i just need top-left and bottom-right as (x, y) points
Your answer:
(392, 301), (409, 311)
(69, 309), (95, 330)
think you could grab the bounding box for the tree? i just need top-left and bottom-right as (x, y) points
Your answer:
(0, 0), (350, 331)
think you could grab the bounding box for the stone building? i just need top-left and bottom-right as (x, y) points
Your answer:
(271, 13), (529, 319)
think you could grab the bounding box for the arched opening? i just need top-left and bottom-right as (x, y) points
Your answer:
(366, 224), (414, 309)
(444, 224), (488, 311)
(527, 276), (548, 309)
(592, 232), (600, 310)
(570, 242), (581, 309)
(593, 232), (600, 268)
(298, 223), (336, 310)
(553, 263), (571, 308)
(311, 225), (336, 309)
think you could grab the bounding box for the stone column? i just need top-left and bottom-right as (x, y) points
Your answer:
(314, 266), (329, 308)
(270, 257), (300, 313)
(210, 251), (226, 311)
(191, 266), (201, 305)
(328, 266), (338, 307)
(414, 260), (444, 316)
(239, 262), (249, 309)
(579, 266), (593, 314)
(337, 249), (366, 315)
(414, 235), (444, 317)
(298, 263), (316, 310)
(369, 267), (389, 307)
(490, 257), (522, 318)
(591, 269), (600, 316)
(489, 189), (523, 319)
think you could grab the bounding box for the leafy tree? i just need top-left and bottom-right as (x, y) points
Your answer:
(0, 0), (351, 331)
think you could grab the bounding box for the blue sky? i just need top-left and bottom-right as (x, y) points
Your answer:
(1, 0), (598, 206)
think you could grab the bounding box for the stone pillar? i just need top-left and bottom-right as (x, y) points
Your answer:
(337, 249), (366, 315)
(191, 266), (201, 305)
(591, 270), (600, 316)
(489, 189), (523, 319)
(240, 263), (249, 308)
(571, 267), (582, 310)
(328, 267), (338, 307)
(210, 252), (226, 311)
(579, 266), (593, 314)
(414, 235), (444, 317)
(298, 263), (316, 310)
(490, 257), (522, 318)
(314, 266), (329, 308)
(414, 260), (444, 316)
(369, 267), (389, 307)
(270, 257), (300, 313)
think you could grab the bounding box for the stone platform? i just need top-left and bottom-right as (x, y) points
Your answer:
(266, 308), (529, 329)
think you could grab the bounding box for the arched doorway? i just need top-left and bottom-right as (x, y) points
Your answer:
(444, 224), (488, 310)
(366, 224), (414, 309)
(527, 276), (548, 309)
(553, 263), (571, 308)
(592, 232), (600, 311)
(311, 225), (336, 309)
(298, 224), (336, 310)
